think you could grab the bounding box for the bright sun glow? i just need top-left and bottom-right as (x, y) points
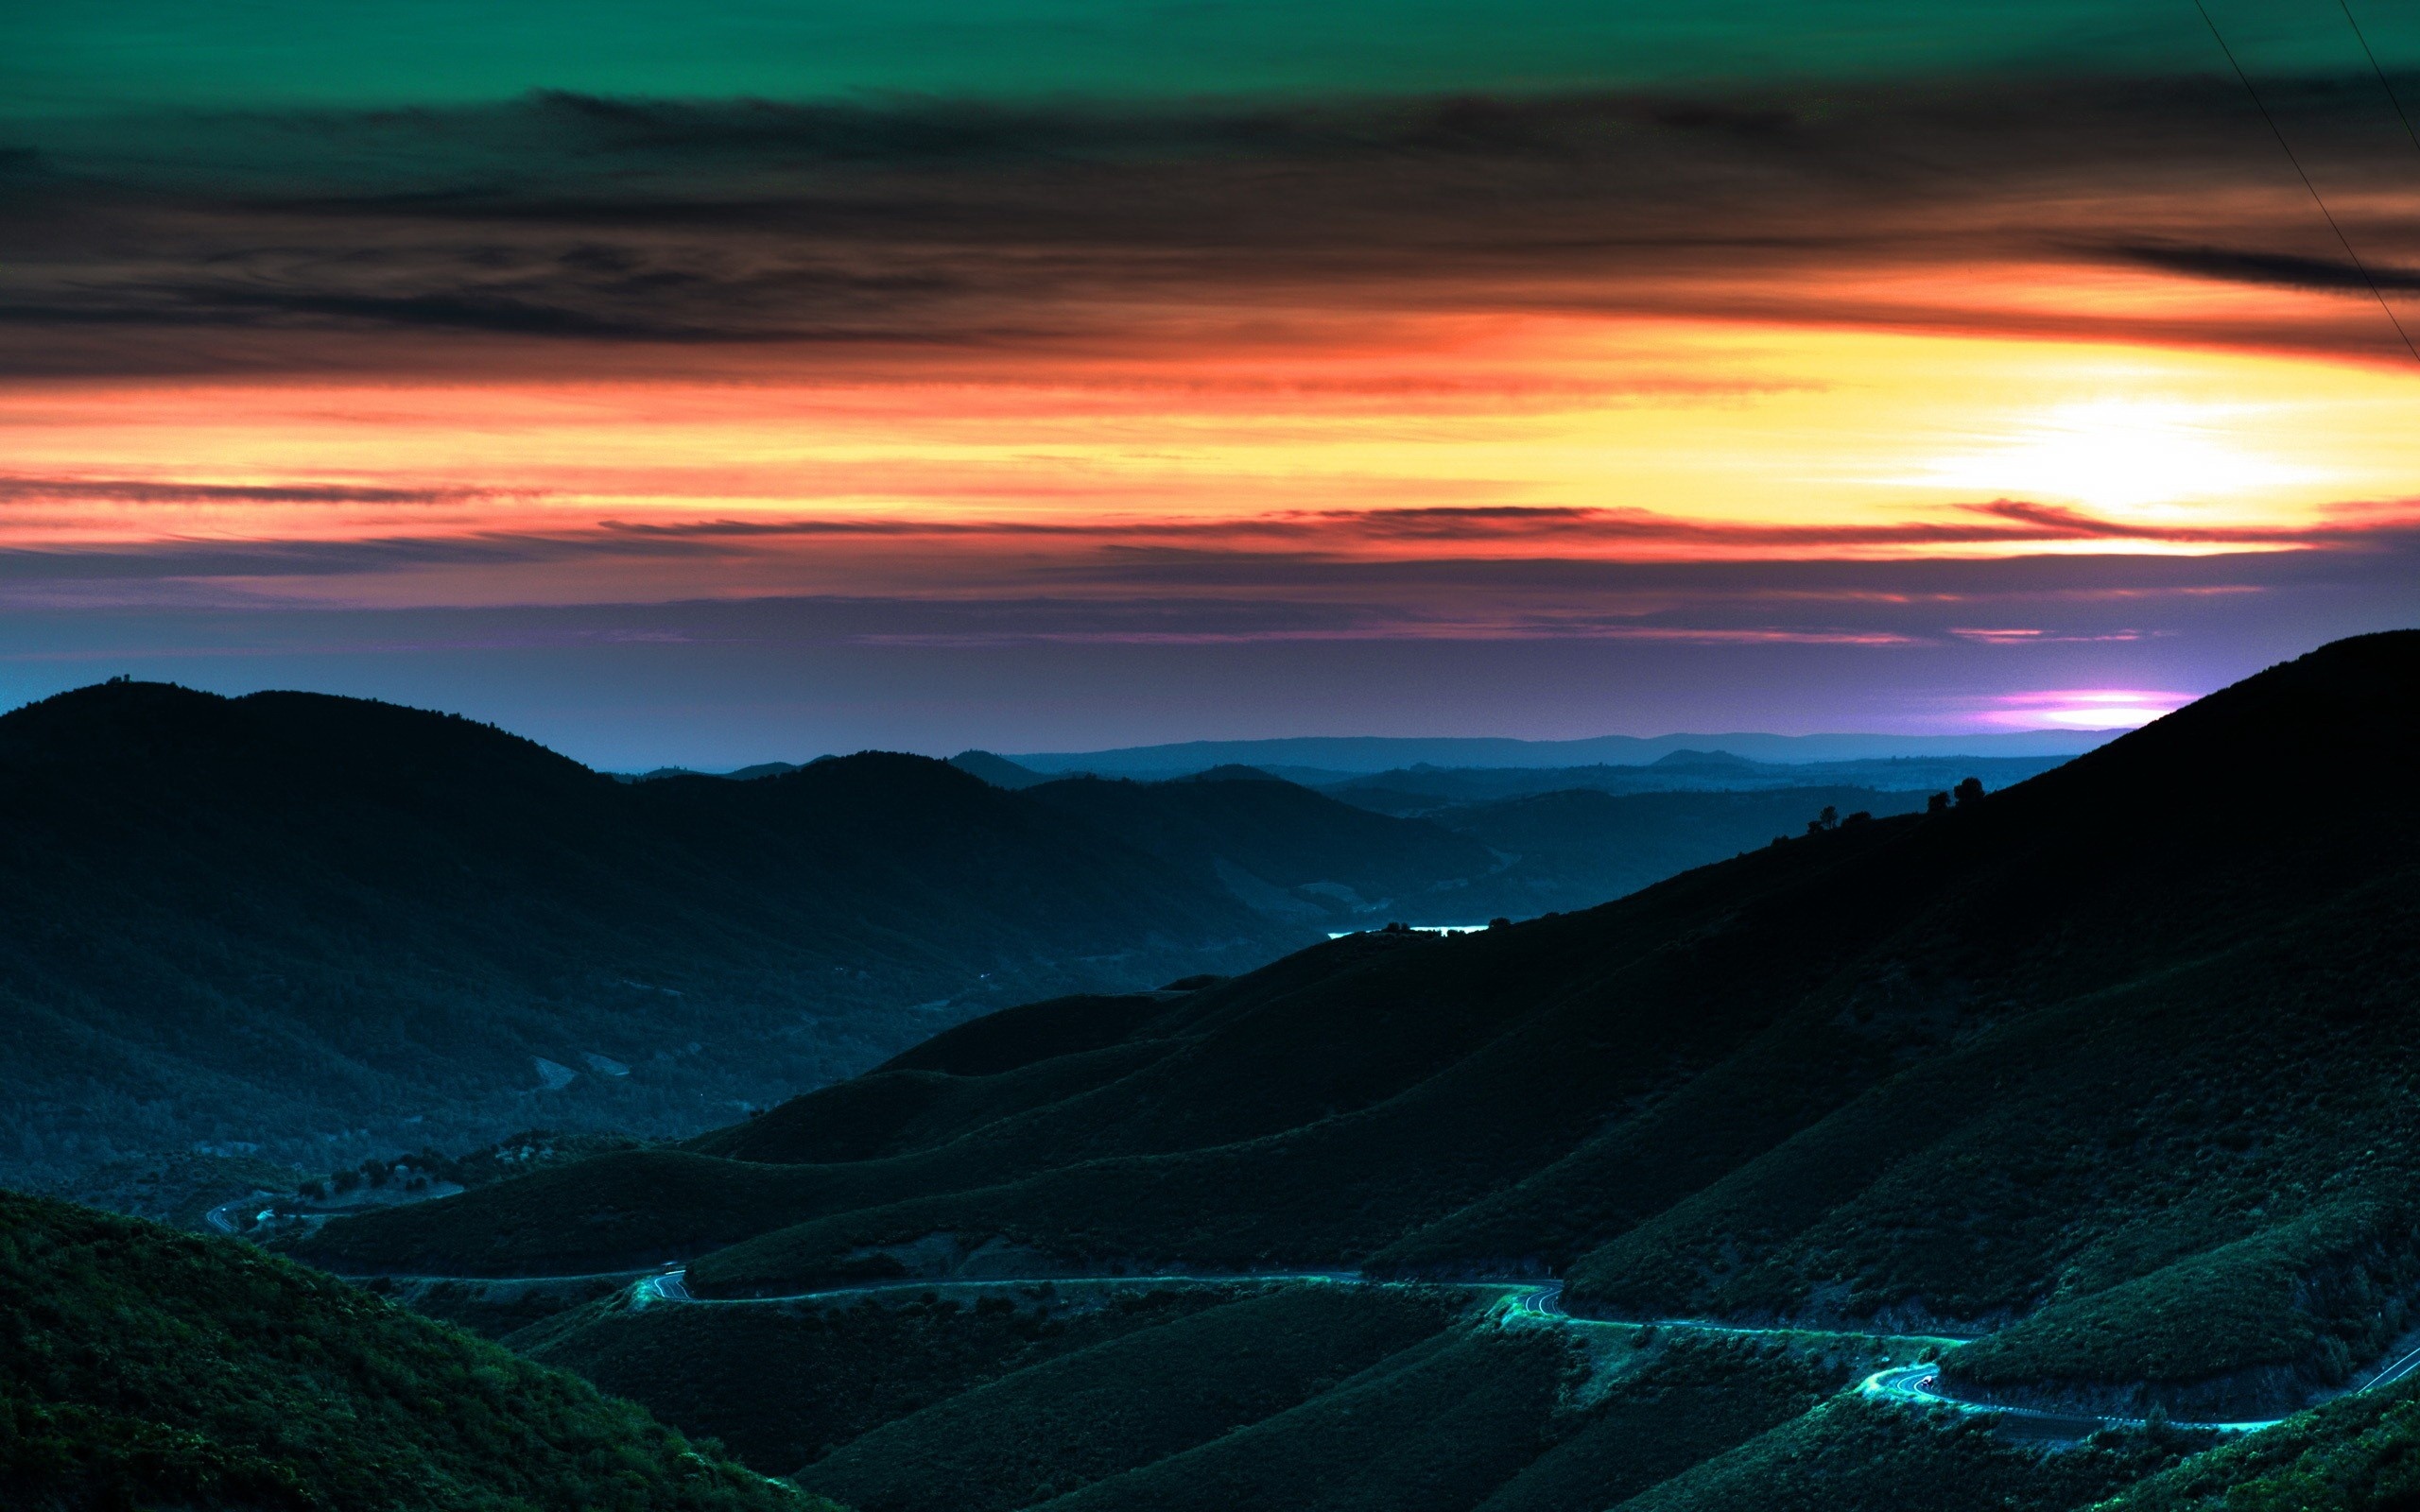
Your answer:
(1912, 399), (2324, 514)
(1987, 689), (2196, 730)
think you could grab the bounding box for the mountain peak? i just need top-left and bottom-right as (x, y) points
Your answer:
(1180, 764), (1287, 783)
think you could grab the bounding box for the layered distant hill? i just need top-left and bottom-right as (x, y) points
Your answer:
(0, 682), (1318, 1195)
(25, 683), (1892, 1206)
(997, 764), (1981, 926)
(1323, 750), (2075, 810)
(286, 632), (2420, 1510)
(1019, 769), (1504, 924)
(1004, 729), (2112, 779)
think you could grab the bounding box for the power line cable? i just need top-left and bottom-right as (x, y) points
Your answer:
(2189, 0), (2420, 363)
(2336, 0), (2420, 163)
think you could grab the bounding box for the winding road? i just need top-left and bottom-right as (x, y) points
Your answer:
(204, 1196), (262, 1234)
(601, 1264), (2420, 1437)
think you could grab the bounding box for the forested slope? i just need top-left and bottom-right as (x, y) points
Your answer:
(0, 1191), (819, 1512)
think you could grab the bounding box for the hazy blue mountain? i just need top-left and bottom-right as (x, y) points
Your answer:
(1325, 755), (2069, 814)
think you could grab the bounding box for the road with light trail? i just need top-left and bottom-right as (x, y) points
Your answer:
(609, 1265), (2420, 1437)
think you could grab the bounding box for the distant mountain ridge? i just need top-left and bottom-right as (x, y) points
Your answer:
(1008, 727), (2118, 777)
(1327, 753), (2071, 813)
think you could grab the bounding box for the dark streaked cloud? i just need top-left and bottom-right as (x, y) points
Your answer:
(0, 475), (519, 506)
(4, 487), (2407, 597)
(9, 72), (2420, 375)
(2108, 241), (2420, 295)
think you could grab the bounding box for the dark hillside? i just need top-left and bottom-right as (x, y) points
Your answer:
(0, 1191), (814, 1512)
(1028, 1325), (1574, 1512)
(875, 991), (1185, 1078)
(1431, 784), (1933, 907)
(302, 633), (2420, 1422)
(950, 749), (1050, 788)
(2104, 1370), (2420, 1510)
(1607, 1396), (2183, 1512)
(790, 1284), (1468, 1510)
(1022, 770), (1504, 925)
(519, 1281), (1248, 1473)
(0, 681), (1299, 1197)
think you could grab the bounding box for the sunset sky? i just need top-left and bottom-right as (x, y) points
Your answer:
(3, 1), (2416, 766)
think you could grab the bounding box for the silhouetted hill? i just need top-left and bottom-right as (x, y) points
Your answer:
(0, 1190), (818, 1512)
(0, 681), (1305, 1196)
(615, 761), (804, 782)
(1432, 785), (1933, 907)
(950, 750), (1050, 789)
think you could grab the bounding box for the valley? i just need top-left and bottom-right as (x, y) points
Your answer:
(9, 631), (2420, 1511)
(243, 631), (2420, 1511)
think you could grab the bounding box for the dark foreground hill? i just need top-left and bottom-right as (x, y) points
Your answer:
(0, 1190), (820, 1512)
(0, 681), (1310, 1196)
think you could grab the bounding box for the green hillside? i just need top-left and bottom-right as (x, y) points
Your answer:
(789, 1283), (1466, 1509)
(1607, 1396), (2187, 1512)
(2103, 1373), (2420, 1511)
(518, 1280), (1248, 1472)
(509, 1272), (1993, 1512)
(0, 1190), (818, 1512)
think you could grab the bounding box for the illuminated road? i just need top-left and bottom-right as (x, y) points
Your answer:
(615, 1265), (2420, 1437)
(1856, 1363), (2285, 1435)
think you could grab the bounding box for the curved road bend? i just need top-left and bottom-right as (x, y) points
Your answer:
(204, 1197), (257, 1234)
(1859, 1332), (2420, 1435)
